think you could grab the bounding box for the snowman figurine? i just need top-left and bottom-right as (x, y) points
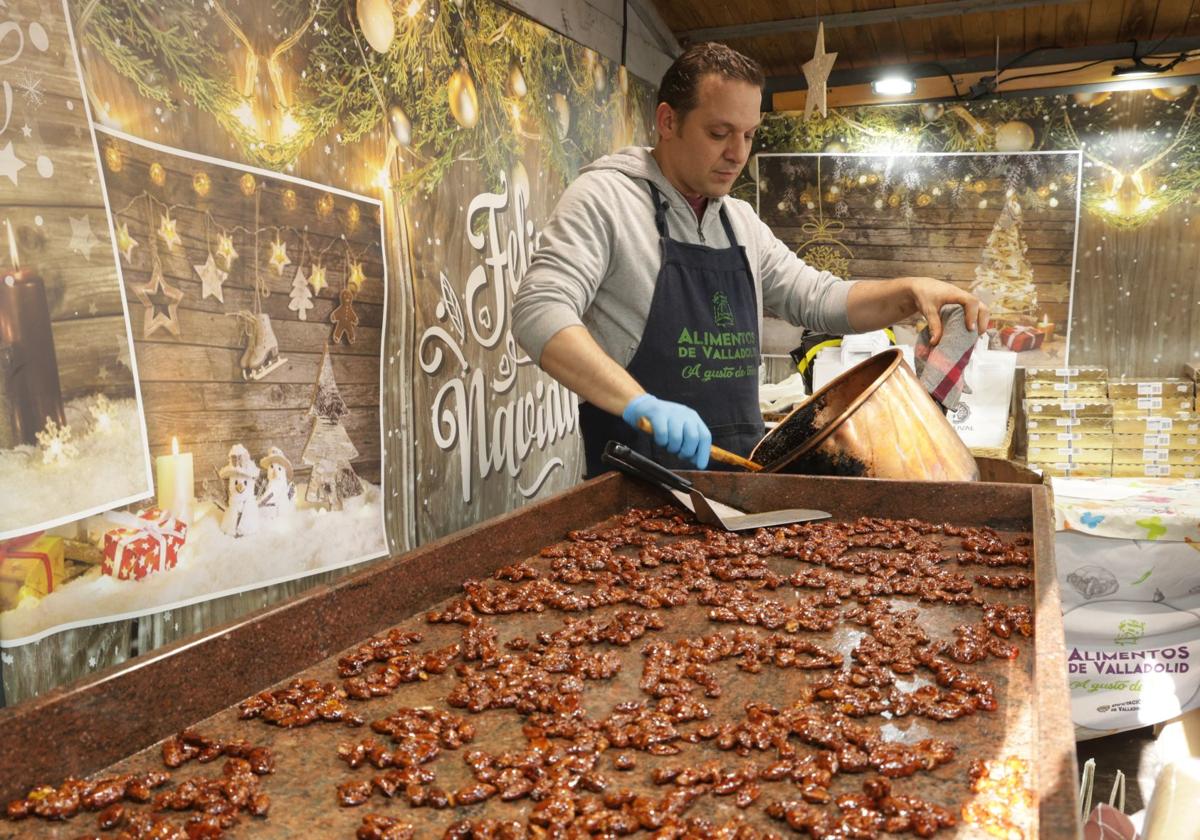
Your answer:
(258, 446), (296, 521)
(218, 444), (261, 538)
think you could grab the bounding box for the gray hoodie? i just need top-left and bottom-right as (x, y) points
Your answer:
(512, 146), (857, 368)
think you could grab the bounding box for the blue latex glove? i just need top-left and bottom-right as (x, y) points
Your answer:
(621, 394), (712, 470)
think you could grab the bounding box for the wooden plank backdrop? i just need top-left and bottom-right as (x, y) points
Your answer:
(99, 133), (385, 493)
(1, 3), (135, 402)
(757, 153), (1080, 335)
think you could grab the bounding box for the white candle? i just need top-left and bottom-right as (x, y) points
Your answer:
(155, 436), (194, 523)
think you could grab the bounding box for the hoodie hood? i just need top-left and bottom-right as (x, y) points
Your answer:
(580, 146), (728, 214)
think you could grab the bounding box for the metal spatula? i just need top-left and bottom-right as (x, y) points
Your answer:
(602, 442), (830, 531)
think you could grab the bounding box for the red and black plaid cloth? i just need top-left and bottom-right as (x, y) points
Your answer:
(914, 305), (978, 413)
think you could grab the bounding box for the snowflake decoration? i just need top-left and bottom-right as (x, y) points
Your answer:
(36, 419), (78, 466)
(89, 394), (116, 434)
(16, 72), (44, 109)
(800, 244), (851, 279)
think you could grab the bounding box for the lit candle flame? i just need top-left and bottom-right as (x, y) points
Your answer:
(172, 436), (180, 456)
(5, 218), (18, 269)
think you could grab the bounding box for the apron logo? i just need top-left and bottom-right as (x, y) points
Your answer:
(711, 291), (734, 328)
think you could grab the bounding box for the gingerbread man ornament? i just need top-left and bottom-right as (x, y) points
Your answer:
(330, 288), (359, 345)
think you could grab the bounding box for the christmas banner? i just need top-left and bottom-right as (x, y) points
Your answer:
(0, 0), (152, 541)
(756, 152), (1082, 367)
(0, 131), (388, 646)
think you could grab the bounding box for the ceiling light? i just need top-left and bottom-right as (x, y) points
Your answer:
(873, 77), (915, 96)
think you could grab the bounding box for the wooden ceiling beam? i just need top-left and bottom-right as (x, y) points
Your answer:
(678, 0), (1084, 44)
(763, 36), (1200, 99)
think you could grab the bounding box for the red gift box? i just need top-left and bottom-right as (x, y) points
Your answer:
(999, 325), (1045, 352)
(102, 508), (187, 581)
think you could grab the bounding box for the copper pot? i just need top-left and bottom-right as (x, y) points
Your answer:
(750, 348), (979, 481)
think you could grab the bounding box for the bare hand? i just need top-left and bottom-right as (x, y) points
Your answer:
(904, 277), (990, 345)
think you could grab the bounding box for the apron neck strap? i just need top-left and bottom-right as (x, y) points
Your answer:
(647, 181), (740, 247)
(647, 181), (669, 238)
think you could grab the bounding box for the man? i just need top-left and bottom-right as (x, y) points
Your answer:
(512, 43), (988, 476)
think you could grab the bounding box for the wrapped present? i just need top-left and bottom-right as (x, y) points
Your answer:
(999, 324), (1045, 352)
(102, 508), (187, 581)
(0, 533), (65, 610)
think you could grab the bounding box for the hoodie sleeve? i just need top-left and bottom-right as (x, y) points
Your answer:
(751, 213), (858, 336)
(513, 172), (614, 364)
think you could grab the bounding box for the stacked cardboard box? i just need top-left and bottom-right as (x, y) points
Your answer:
(1024, 379), (1114, 477)
(1107, 377), (1195, 416)
(1184, 364), (1200, 411)
(1110, 411), (1200, 478)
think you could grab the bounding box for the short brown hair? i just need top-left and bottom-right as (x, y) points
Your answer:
(658, 43), (765, 121)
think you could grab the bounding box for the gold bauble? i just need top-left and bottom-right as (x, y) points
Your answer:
(192, 171), (211, 197)
(317, 193), (334, 217)
(1036, 186), (1050, 198)
(1150, 84), (1193, 102)
(239, 173), (256, 196)
(103, 140), (123, 172)
(347, 202), (361, 229)
(617, 65), (629, 96)
(510, 161), (530, 199)
(916, 193), (932, 207)
(1072, 91), (1111, 108)
(356, 0), (395, 54)
(995, 120), (1034, 152)
(887, 193), (901, 208)
(973, 180), (988, 194)
(282, 188), (298, 211)
(448, 63), (479, 129)
(866, 173), (879, 186)
(919, 103), (944, 122)
(507, 61), (527, 98)
(387, 101), (412, 146)
(149, 162), (166, 186)
(553, 93), (571, 139)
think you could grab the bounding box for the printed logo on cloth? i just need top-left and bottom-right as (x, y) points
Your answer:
(711, 291), (735, 328)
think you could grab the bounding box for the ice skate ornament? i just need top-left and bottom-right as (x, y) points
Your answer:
(230, 310), (287, 380)
(258, 446), (295, 520)
(330, 288), (358, 345)
(218, 444), (261, 538)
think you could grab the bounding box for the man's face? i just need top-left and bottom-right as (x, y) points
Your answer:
(656, 75), (761, 198)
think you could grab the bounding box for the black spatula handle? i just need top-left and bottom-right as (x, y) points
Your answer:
(602, 442), (694, 493)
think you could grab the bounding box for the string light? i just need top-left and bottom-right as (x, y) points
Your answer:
(103, 140), (123, 172)
(282, 188), (298, 210)
(149, 162), (166, 186)
(317, 193), (334, 217)
(239, 173), (256, 196)
(192, 172), (211, 196)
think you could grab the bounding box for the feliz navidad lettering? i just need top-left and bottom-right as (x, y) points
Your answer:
(419, 169), (578, 503)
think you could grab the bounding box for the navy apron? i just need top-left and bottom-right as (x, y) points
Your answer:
(580, 181), (764, 477)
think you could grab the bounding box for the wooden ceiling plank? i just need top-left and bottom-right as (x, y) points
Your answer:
(959, 8), (998, 56)
(1188, 0), (1200, 35)
(1055, 0), (1091, 44)
(1086, 0), (1127, 45)
(823, 0), (881, 73)
(894, 0), (942, 65)
(927, 8), (969, 60)
(862, 0), (909, 64)
(1025, 2), (1059, 51)
(995, 4), (1028, 54)
(1149, 0), (1193, 38)
(1117, 0), (1159, 41)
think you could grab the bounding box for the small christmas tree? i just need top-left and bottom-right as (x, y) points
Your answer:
(288, 266), (314, 321)
(301, 346), (363, 510)
(970, 198), (1038, 326)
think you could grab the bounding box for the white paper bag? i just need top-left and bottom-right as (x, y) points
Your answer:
(947, 337), (1016, 448)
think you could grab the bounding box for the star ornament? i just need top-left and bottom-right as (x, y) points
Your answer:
(0, 140), (26, 186)
(194, 251), (229, 302)
(308, 262), (328, 295)
(68, 215), (99, 260)
(347, 259), (366, 292)
(801, 22), (838, 121)
(135, 262), (184, 338)
(215, 232), (238, 267)
(268, 235), (291, 274)
(116, 221), (139, 262)
(158, 212), (182, 251)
